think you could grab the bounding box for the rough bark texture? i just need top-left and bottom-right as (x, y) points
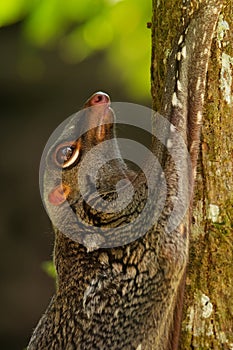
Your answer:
(151, 0), (233, 348)
(27, 1), (232, 349)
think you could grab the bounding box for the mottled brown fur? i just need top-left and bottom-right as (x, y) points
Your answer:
(28, 1), (224, 349)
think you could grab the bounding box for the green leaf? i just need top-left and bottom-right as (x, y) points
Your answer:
(42, 260), (57, 280)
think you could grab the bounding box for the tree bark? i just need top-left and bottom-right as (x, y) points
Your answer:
(151, 0), (233, 348)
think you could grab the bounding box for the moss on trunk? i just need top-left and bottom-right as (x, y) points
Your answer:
(151, 0), (233, 348)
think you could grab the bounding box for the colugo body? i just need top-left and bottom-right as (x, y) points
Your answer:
(29, 91), (187, 350)
(28, 1), (224, 348)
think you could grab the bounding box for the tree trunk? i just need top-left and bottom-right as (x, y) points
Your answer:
(151, 0), (233, 348)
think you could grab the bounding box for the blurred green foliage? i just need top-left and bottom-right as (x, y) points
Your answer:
(42, 260), (57, 280)
(0, 0), (151, 99)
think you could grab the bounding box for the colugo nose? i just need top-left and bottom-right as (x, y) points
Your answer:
(85, 91), (110, 107)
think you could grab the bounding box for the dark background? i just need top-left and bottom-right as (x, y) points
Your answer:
(0, 23), (150, 349)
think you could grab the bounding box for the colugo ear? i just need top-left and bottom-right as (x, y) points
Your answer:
(48, 184), (71, 206)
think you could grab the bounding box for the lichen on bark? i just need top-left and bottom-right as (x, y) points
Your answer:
(151, 0), (233, 348)
(181, 4), (233, 349)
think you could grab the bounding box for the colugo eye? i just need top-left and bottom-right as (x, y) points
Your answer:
(57, 146), (73, 163)
(54, 141), (80, 168)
